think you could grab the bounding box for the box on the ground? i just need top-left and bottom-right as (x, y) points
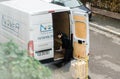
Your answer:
(70, 57), (88, 79)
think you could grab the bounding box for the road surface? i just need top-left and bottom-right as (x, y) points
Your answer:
(89, 30), (120, 79)
(47, 30), (120, 79)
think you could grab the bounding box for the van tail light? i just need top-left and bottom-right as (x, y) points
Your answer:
(48, 10), (55, 13)
(28, 40), (34, 57)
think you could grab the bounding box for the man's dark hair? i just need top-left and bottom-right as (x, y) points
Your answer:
(57, 32), (68, 38)
(57, 32), (63, 35)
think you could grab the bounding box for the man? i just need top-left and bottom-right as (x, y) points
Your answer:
(57, 32), (73, 65)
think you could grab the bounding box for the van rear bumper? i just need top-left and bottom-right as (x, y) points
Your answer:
(39, 58), (64, 64)
(40, 58), (54, 64)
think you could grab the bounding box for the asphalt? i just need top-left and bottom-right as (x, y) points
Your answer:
(88, 14), (120, 79)
(90, 14), (120, 37)
(89, 30), (120, 79)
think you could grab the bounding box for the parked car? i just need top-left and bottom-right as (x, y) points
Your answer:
(51, 0), (92, 20)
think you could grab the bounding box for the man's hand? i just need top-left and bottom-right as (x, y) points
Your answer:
(55, 46), (63, 52)
(55, 49), (62, 52)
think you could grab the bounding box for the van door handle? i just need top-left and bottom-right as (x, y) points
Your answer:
(78, 40), (85, 44)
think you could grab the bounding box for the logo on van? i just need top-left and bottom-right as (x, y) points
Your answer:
(40, 24), (53, 32)
(1, 15), (20, 33)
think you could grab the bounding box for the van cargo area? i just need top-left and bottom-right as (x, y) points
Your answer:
(52, 11), (70, 60)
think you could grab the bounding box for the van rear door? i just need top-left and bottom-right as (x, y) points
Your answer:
(72, 12), (89, 59)
(30, 13), (54, 61)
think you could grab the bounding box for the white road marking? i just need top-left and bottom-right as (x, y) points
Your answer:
(100, 60), (120, 72)
(90, 23), (120, 36)
(94, 56), (102, 60)
(90, 26), (120, 46)
(89, 70), (112, 79)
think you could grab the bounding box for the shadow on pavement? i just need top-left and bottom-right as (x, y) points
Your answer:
(88, 75), (91, 79)
(53, 62), (63, 68)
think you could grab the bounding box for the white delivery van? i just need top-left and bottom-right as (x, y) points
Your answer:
(0, 0), (89, 63)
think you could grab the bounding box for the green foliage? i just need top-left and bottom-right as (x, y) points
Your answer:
(0, 41), (52, 79)
(91, 0), (120, 13)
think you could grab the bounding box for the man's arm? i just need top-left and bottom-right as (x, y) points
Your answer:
(55, 46), (63, 52)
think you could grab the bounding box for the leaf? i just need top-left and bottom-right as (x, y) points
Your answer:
(0, 41), (52, 79)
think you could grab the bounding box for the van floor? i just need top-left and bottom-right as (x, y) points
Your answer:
(54, 52), (64, 60)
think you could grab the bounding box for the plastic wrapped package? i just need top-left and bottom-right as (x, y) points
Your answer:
(70, 58), (88, 79)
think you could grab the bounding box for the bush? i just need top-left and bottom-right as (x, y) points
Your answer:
(91, 0), (120, 13)
(0, 41), (52, 79)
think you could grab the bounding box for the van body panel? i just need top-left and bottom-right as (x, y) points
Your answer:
(0, 0), (71, 62)
(0, 0), (70, 15)
(29, 13), (54, 60)
(0, 3), (30, 49)
(0, 0), (89, 62)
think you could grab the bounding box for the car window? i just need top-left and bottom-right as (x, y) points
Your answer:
(52, 1), (65, 6)
(53, 0), (83, 8)
(64, 0), (82, 8)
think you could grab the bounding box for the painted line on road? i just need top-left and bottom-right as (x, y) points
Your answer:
(90, 22), (120, 37)
(100, 60), (120, 72)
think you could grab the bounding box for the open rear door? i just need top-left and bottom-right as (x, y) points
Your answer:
(72, 12), (89, 59)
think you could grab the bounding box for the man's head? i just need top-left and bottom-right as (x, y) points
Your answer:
(57, 32), (63, 39)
